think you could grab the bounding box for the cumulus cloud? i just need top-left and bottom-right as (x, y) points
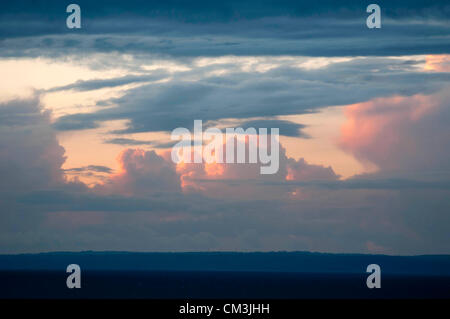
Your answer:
(339, 88), (450, 173)
(0, 97), (81, 252)
(103, 138), (339, 200)
(103, 149), (181, 196)
(0, 98), (66, 192)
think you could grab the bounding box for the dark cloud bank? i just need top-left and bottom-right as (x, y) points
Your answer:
(1, 0), (450, 57)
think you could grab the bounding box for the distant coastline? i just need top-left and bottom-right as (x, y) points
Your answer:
(1, 251), (449, 275)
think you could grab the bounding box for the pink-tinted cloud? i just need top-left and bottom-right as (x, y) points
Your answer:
(99, 137), (339, 200)
(176, 142), (338, 199)
(103, 149), (180, 196)
(339, 90), (450, 173)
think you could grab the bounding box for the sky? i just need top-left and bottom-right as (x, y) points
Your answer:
(0, 0), (449, 254)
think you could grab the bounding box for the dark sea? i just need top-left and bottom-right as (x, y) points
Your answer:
(1, 270), (449, 299)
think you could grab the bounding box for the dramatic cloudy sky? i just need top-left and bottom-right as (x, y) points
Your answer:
(0, 0), (449, 254)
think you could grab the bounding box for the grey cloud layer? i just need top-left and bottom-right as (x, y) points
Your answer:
(1, 1), (449, 58)
(53, 57), (450, 135)
(45, 73), (168, 93)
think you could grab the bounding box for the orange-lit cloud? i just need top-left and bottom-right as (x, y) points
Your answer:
(424, 55), (450, 72)
(103, 148), (180, 196)
(96, 136), (340, 201)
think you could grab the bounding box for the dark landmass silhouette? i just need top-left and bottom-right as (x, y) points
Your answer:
(1, 251), (449, 275)
(1, 252), (450, 298)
